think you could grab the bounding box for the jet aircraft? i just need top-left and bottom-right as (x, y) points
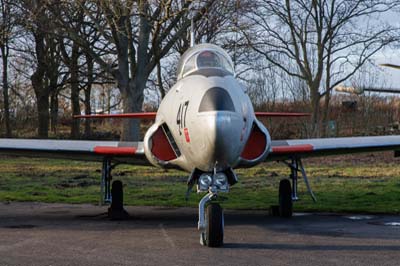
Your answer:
(2, 43), (400, 247)
(335, 63), (400, 94)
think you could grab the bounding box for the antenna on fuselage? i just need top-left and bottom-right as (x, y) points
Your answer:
(190, 18), (195, 47)
(233, 0), (239, 71)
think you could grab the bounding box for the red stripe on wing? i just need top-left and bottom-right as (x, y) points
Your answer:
(271, 144), (314, 154)
(94, 146), (137, 155)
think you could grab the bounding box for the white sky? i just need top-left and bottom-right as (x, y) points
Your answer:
(338, 9), (400, 93)
(370, 9), (400, 91)
(373, 49), (400, 89)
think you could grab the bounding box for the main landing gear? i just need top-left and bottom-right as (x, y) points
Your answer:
(101, 158), (129, 220)
(278, 157), (317, 217)
(279, 179), (292, 217)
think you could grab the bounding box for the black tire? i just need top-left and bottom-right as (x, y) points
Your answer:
(205, 203), (224, 247)
(108, 180), (129, 220)
(279, 179), (293, 218)
(111, 180), (123, 211)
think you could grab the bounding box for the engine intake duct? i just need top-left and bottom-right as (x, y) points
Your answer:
(151, 123), (180, 162)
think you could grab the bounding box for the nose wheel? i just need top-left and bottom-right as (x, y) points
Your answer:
(200, 202), (224, 247)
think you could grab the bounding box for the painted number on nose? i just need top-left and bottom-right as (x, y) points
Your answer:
(177, 101), (189, 137)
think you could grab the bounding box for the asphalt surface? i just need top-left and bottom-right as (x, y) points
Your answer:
(1, 203), (400, 266)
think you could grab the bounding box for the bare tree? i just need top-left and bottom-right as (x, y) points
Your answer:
(0, 0), (15, 137)
(59, 4), (85, 139)
(50, 0), (214, 141)
(245, 0), (399, 136)
(150, 0), (257, 101)
(23, 0), (51, 138)
(15, 0), (71, 138)
(82, 51), (93, 136)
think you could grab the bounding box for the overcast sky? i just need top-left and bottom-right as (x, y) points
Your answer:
(373, 49), (400, 89)
(335, 8), (400, 95)
(366, 9), (400, 92)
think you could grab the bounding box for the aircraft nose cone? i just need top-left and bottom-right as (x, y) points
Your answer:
(198, 111), (242, 171)
(191, 87), (244, 171)
(214, 112), (242, 165)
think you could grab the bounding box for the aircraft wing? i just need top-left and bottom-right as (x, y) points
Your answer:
(268, 135), (400, 161)
(0, 139), (149, 165)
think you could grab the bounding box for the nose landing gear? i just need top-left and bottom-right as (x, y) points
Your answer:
(194, 169), (232, 247)
(198, 192), (224, 247)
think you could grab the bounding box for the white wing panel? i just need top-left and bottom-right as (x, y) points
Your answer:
(0, 138), (149, 165)
(268, 135), (400, 160)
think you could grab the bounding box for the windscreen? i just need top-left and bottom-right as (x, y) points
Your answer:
(177, 44), (234, 79)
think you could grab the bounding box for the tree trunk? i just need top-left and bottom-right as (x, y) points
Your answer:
(48, 62), (60, 134)
(30, 6), (49, 139)
(322, 88), (331, 137)
(310, 88), (321, 138)
(121, 78), (144, 141)
(84, 53), (93, 137)
(50, 90), (58, 133)
(31, 64), (48, 138)
(70, 43), (80, 139)
(84, 85), (91, 137)
(118, 0), (148, 142)
(36, 91), (50, 138)
(1, 45), (11, 137)
(156, 62), (165, 99)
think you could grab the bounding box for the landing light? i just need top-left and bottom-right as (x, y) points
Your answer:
(197, 172), (229, 192)
(198, 174), (212, 191)
(214, 173), (228, 190)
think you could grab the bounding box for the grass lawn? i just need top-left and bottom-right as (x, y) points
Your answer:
(0, 152), (400, 214)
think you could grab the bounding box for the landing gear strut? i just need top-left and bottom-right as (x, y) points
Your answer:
(101, 158), (128, 220)
(198, 192), (224, 247)
(101, 158), (113, 204)
(284, 157), (317, 202)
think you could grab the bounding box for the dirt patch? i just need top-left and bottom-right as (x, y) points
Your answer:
(55, 179), (96, 189)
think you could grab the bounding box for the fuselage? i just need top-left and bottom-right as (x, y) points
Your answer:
(144, 44), (271, 173)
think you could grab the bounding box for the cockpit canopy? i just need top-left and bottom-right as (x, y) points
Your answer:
(177, 44), (234, 80)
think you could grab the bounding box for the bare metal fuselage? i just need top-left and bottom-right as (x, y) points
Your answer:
(144, 68), (271, 173)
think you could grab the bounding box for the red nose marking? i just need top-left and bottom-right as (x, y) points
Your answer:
(184, 128), (191, 143)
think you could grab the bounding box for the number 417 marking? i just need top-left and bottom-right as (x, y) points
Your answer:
(177, 101), (189, 140)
